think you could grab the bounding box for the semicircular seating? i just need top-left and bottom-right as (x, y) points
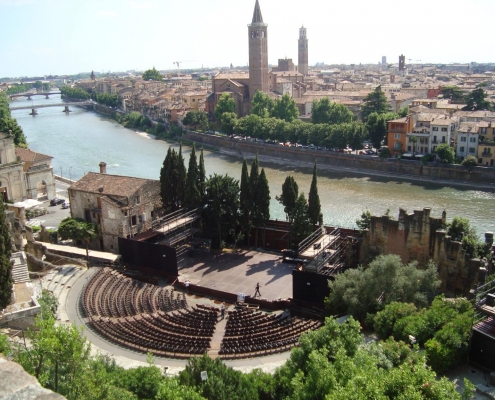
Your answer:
(80, 267), (322, 359)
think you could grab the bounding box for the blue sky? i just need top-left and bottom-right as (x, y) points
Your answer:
(1, 0), (493, 78)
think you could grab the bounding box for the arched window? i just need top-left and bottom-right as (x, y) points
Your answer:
(261, 31), (265, 38)
(256, 31), (259, 37)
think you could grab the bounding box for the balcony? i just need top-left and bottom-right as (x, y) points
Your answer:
(482, 152), (492, 158)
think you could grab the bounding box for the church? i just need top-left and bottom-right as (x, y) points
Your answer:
(205, 0), (313, 118)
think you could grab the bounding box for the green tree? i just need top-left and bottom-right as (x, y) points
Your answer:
(361, 85), (390, 121)
(435, 143), (455, 163)
(462, 155), (478, 170)
(398, 105), (409, 117)
(198, 149), (206, 199)
(38, 289), (58, 320)
(276, 176), (299, 224)
(379, 146), (391, 158)
(179, 354), (257, 400)
(410, 135), (418, 156)
(142, 67), (163, 81)
(463, 83), (493, 111)
(255, 168), (270, 247)
(220, 112), (238, 134)
(271, 94), (299, 122)
(115, 365), (164, 399)
(15, 316), (92, 399)
(239, 159), (251, 245)
(373, 302), (418, 340)
(447, 216), (489, 258)
(177, 144), (187, 208)
(160, 147), (185, 212)
(355, 209), (372, 232)
(184, 145), (201, 209)
(307, 161), (322, 227)
(291, 193), (312, 245)
(325, 254), (441, 320)
(0, 198), (13, 309)
(183, 111), (208, 132)
(57, 217), (96, 260)
(214, 93), (236, 121)
(0, 92), (28, 147)
(366, 111), (398, 149)
(202, 174), (239, 249)
(441, 86), (464, 102)
(311, 98), (354, 125)
(251, 90), (274, 118)
(156, 377), (206, 400)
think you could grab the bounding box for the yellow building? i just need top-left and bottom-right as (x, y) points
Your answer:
(478, 121), (495, 167)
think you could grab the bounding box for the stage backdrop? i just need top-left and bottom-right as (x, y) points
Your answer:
(118, 237), (178, 277)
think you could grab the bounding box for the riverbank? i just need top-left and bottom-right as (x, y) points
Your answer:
(183, 131), (495, 192)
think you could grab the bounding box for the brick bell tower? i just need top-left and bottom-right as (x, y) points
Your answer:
(248, 0), (269, 99)
(298, 26), (308, 76)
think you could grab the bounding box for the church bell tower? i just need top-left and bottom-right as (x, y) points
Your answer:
(248, 0), (269, 98)
(298, 26), (308, 76)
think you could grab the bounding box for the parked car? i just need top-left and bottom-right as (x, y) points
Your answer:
(61, 201), (70, 209)
(50, 198), (64, 206)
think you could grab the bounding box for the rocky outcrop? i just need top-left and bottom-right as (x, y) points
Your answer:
(0, 357), (65, 399)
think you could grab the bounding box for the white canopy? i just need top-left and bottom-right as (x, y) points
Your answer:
(13, 199), (43, 208)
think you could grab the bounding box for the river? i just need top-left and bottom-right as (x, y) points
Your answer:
(9, 93), (495, 236)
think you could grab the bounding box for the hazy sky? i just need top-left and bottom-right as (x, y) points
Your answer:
(1, 0), (493, 78)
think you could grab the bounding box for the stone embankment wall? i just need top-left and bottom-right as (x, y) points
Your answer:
(183, 132), (495, 187)
(359, 207), (492, 295)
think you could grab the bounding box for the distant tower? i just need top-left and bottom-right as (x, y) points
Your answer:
(248, 0), (269, 98)
(382, 56), (387, 65)
(399, 55), (406, 71)
(298, 26), (308, 76)
(90, 70), (95, 80)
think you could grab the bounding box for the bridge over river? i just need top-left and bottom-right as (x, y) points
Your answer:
(9, 101), (93, 115)
(10, 92), (61, 100)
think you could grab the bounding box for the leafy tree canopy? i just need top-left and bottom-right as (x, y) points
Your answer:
(0, 198), (13, 309)
(463, 83), (493, 111)
(441, 86), (464, 102)
(214, 93), (236, 121)
(311, 98), (354, 125)
(142, 67), (163, 81)
(251, 90), (274, 118)
(271, 94), (299, 122)
(361, 85), (390, 121)
(325, 254), (440, 320)
(434, 143), (455, 163)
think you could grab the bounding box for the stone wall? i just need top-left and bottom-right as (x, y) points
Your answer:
(360, 207), (490, 295)
(183, 132), (495, 186)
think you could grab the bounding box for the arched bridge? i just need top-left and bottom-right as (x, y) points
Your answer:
(10, 92), (61, 100)
(10, 101), (93, 115)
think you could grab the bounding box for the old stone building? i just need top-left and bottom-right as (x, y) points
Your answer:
(360, 208), (491, 296)
(0, 131), (25, 202)
(15, 148), (55, 201)
(206, 1), (310, 117)
(68, 163), (163, 253)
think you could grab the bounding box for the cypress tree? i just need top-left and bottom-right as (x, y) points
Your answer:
(160, 147), (182, 212)
(276, 176), (299, 247)
(291, 193), (312, 246)
(256, 168), (271, 247)
(239, 159), (251, 244)
(308, 160), (323, 227)
(249, 156), (260, 247)
(0, 199), (13, 309)
(160, 147), (173, 212)
(198, 148), (206, 199)
(177, 144), (187, 208)
(184, 144), (201, 209)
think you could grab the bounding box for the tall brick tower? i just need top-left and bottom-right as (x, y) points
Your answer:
(298, 26), (308, 76)
(248, 0), (269, 98)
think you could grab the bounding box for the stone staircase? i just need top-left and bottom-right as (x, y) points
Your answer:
(10, 252), (30, 284)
